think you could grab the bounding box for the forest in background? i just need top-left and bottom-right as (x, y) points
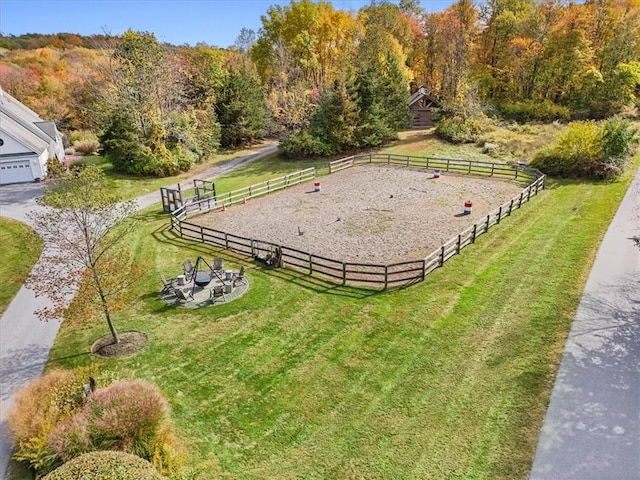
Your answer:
(1, 0), (639, 175)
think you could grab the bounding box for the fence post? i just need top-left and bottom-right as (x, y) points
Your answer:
(249, 186), (252, 198)
(485, 214), (490, 233)
(518, 191), (524, 207)
(497, 206), (502, 224)
(440, 245), (445, 266)
(421, 259), (426, 280)
(456, 234), (462, 254)
(527, 186), (532, 201)
(388, 154), (391, 165)
(384, 265), (389, 290)
(468, 160), (471, 174)
(446, 158), (450, 172)
(251, 240), (255, 257)
(369, 153), (372, 163)
(515, 165), (519, 180)
(342, 263), (346, 285)
(491, 163), (495, 176)
(309, 254), (313, 274)
(508, 199), (514, 216)
(426, 157), (430, 169)
(225, 233), (228, 249)
(406, 156), (410, 167)
(267, 180), (270, 193)
(200, 225), (204, 243)
(471, 224), (477, 243)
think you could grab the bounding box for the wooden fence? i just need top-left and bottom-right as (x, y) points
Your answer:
(330, 153), (540, 184)
(170, 155), (545, 289)
(171, 167), (316, 220)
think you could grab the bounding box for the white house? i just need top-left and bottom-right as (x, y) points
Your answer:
(0, 87), (65, 185)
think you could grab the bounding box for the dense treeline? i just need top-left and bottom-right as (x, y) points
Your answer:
(1, 0), (638, 175)
(0, 32), (117, 50)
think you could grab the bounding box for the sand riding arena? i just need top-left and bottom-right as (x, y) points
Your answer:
(171, 155), (546, 288)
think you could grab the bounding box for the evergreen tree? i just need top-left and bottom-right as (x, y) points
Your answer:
(216, 64), (269, 148)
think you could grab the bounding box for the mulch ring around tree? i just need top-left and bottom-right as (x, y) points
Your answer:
(91, 331), (148, 358)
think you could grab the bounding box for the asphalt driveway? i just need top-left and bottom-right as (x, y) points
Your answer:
(530, 168), (640, 480)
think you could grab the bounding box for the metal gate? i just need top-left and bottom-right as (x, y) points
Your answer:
(160, 186), (183, 213)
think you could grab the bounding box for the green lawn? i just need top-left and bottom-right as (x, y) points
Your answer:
(0, 218), (42, 315)
(41, 145), (637, 478)
(83, 140), (280, 200)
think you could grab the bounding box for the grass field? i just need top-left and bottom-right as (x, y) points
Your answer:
(38, 141), (637, 479)
(0, 218), (42, 315)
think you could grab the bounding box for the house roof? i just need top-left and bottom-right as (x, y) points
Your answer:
(0, 86), (62, 156)
(0, 111), (50, 155)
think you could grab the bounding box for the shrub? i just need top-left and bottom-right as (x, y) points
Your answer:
(498, 100), (571, 123)
(43, 451), (168, 480)
(70, 130), (99, 144)
(531, 121), (603, 177)
(601, 117), (638, 159)
(435, 115), (484, 144)
(74, 140), (100, 156)
(281, 131), (333, 158)
(69, 158), (87, 174)
(48, 380), (180, 474)
(531, 118), (637, 180)
(46, 158), (66, 178)
(8, 368), (94, 475)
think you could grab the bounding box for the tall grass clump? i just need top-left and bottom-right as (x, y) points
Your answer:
(531, 118), (638, 179)
(48, 380), (181, 475)
(70, 130), (101, 156)
(9, 372), (181, 478)
(43, 451), (168, 480)
(8, 368), (94, 475)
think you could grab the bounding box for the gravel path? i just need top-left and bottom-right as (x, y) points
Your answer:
(197, 165), (524, 264)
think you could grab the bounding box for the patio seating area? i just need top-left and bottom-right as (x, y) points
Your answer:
(160, 256), (249, 308)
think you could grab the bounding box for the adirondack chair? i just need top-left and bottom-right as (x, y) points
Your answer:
(209, 285), (226, 304)
(183, 259), (194, 281)
(232, 266), (246, 287)
(173, 288), (193, 304)
(213, 257), (224, 273)
(160, 274), (174, 293)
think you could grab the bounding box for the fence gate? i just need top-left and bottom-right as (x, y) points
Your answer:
(160, 187), (183, 213)
(193, 179), (216, 202)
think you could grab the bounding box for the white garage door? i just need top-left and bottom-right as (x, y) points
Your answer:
(0, 160), (34, 184)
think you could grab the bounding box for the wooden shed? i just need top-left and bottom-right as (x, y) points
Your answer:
(409, 87), (441, 128)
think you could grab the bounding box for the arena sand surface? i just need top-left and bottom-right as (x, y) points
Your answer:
(196, 165), (524, 264)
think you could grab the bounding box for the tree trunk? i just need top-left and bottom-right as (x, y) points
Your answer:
(106, 309), (120, 344)
(93, 268), (120, 344)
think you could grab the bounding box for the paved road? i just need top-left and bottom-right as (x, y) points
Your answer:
(530, 168), (640, 479)
(0, 143), (277, 479)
